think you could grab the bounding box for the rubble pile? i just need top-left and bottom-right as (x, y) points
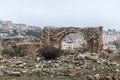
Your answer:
(1, 36), (40, 48)
(0, 52), (120, 79)
(1, 36), (40, 55)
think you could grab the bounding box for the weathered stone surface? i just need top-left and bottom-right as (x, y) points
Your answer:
(106, 75), (113, 80)
(41, 26), (103, 53)
(87, 75), (95, 80)
(94, 74), (100, 80)
(0, 55), (2, 60)
(1, 36), (40, 56)
(0, 71), (4, 77)
(8, 71), (21, 76)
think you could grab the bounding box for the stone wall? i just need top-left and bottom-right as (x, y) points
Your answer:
(41, 26), (103, 53)
(0, 37), (40, 55)
(1, 36), (40, 48)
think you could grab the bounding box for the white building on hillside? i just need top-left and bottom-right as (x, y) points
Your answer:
(103, 29), (120, 50)
(103, 30), (118, 44)
(61, 33), (87, 50)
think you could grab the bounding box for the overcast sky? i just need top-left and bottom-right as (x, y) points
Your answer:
(0, 0), (120, 30)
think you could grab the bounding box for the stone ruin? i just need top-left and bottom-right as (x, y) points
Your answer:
(0, 26), (103, 54)
(41, 26), (103, 53)
(0, 36), (40, 55)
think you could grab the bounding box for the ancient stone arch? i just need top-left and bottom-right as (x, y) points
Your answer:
(41, 26), (103, 53)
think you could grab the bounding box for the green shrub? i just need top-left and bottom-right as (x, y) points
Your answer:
(2, 45), (26, 57)
(104, 48), (113, 54)
(12, 45), (19, 54)
(2, 48), (11, 54)
(2, 48), (16, 56)
(12, 45), (27, 57)
(95, 63), (102, 70)
(39, 46), (61, 60)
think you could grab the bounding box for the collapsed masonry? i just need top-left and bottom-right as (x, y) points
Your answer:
(41, 26), (103, 53)
(0, 36), (40, 54)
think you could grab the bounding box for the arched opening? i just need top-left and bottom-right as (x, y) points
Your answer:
(61, 33), (87, 52)
(41, 26), (103, 53)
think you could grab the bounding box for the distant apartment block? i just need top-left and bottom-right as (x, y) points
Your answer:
(103, 29), (120, 50)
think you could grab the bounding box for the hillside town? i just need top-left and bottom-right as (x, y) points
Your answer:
(0, 19), (42, 38)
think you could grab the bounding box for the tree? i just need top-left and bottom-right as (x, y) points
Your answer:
(25, 29), (42, 38)
(112, 40), (120, 49)
(9, 29), (18, 36)
(13, 29), (18, 35)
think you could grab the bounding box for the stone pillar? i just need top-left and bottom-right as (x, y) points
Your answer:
(98, 26), (103, 53)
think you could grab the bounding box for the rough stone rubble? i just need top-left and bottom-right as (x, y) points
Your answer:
(0, 52), (119, 79)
